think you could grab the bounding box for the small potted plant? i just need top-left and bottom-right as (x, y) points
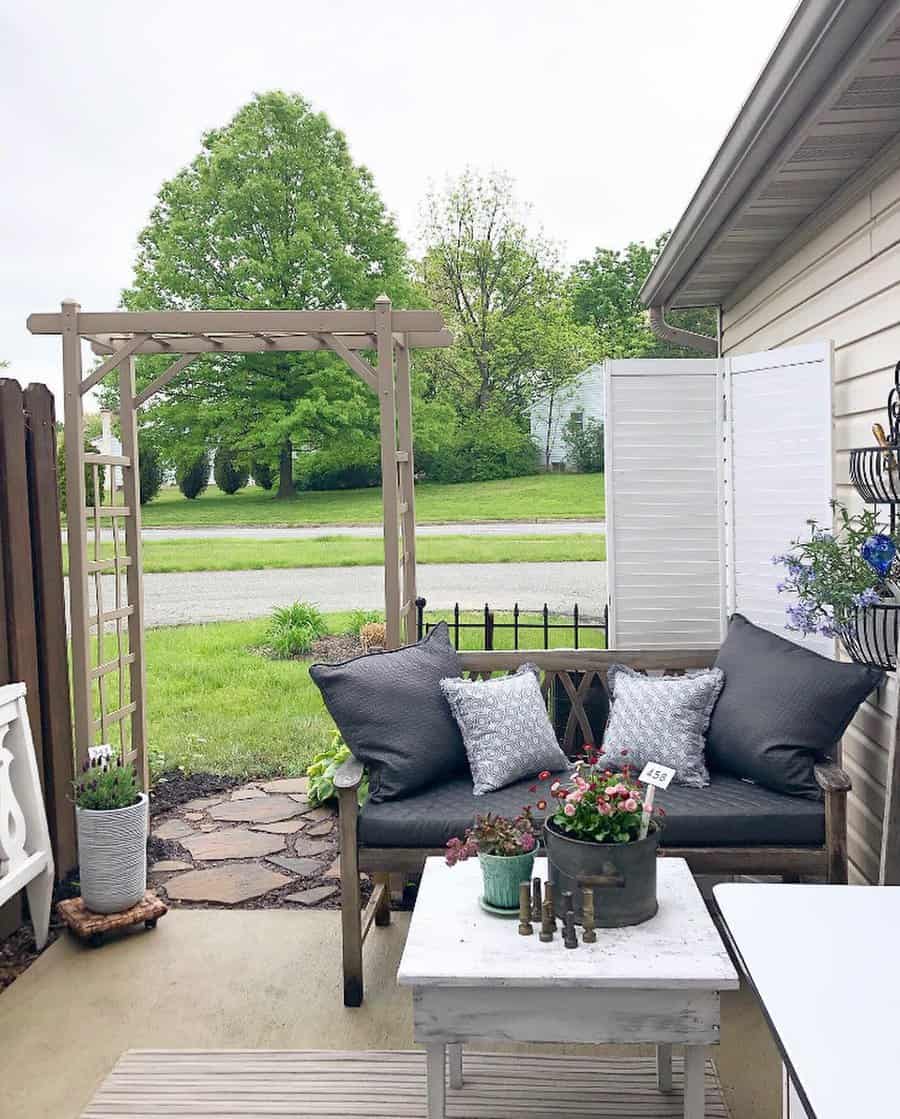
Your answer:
(446, 809), (538, 912)
(74, 755), (148, 914)
(772, 503), (900, 667)
(542, 754), (662, 927)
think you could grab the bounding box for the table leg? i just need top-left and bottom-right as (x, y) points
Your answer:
(448, 1043), (463, 1089)
(684, 1045), (706, 1119)
(656, 1043), (673, 1092)
(426, 1044), (446, 1119)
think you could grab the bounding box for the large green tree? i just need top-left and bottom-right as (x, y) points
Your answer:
(417, 171), (596, 416)
(570, 234), (717, 359)
(124, 92), (411, 496)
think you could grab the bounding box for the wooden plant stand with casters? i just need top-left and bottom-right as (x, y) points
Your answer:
(57, 890), (167, 948)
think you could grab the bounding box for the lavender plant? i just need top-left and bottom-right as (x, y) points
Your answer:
(772, 504), (900, 639)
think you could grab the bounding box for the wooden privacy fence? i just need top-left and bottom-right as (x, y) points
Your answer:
(0, 379), (76, 877)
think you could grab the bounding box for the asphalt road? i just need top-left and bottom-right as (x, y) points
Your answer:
(111, 561), (608, 628)
(66, 520), (604, 542)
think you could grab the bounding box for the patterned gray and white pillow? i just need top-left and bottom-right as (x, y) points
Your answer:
(601, 664), (724, 788)
(440, 664), (569, 795)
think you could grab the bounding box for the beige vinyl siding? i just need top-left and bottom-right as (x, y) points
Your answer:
(721, 158), (900, 884)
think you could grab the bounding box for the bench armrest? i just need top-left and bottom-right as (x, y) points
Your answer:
(814, 761), (852, 794)
(334, 755), (365, 793)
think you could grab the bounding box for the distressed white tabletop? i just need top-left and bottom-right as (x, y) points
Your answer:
(398, 857), (738, 990)
(715, 882), (900, 1119)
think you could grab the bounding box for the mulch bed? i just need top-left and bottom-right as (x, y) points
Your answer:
(149, 771), (243, 818)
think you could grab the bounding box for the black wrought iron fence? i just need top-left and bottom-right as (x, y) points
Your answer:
(415, 597), (608, 650)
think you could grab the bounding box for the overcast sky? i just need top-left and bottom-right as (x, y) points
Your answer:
(1, 0), (797, 403)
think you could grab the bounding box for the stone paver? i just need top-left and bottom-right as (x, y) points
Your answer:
(154, 820), (195, 841)
(181, 795), (225, 811)
(301, 806), (334, 823)
(230, 787), (267, 801)
(181, 828), (286, 861)
(250, 819), (307, 835)
(261, 778), (308, 794)
(165, 865), (291, 904)
(286, 885), (339, 906)
(210, 795), (307, 824)
(267, 856), (324, 877)
(292, 837), (331, 857)
(151, 779), (342, 913)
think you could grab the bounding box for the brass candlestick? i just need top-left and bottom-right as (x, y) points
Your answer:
(539, 899), (555, 942)
(531, 877), (542, 922)
(582, 886), (597, 944)
(518, 882), (533, 936)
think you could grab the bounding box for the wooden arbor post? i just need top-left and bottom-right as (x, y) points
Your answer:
(375, 295), (402, 649)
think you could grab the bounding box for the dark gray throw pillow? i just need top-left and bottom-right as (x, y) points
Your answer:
(707, 613), (883, 798)
(309, 621), (466, 803)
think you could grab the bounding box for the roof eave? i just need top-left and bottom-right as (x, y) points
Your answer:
(640, 0), (892, 310)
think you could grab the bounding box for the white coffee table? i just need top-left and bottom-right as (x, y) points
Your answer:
(398, 856), (738, 1119)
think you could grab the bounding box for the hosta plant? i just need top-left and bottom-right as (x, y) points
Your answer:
(307, 732), (368, 806)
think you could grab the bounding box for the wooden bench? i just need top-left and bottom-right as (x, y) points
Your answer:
(0, 682), (54, 949)
(335, 649), (852, 1007)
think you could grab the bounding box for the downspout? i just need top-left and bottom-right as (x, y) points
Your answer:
(648, 305), (718, 355)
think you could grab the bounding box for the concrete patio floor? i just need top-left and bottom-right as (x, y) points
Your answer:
(0, 908), (782, 1119)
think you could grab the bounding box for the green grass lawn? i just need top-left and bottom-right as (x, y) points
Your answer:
(73, 533), (605, 574)
(138, 473), (604, 527)
(145, 611), (605, 779)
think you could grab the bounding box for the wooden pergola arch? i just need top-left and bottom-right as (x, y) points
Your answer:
(27, 297), (452, 784)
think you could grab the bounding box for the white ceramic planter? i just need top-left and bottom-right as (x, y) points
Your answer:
(76, 792), (148, 914)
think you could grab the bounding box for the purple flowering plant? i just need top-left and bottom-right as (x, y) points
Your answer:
(772, 504), (899, 639)
(445, 809), (537, 864)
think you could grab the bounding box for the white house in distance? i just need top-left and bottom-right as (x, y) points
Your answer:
(634, 0), (900, 888)
(530, 362), (604, 469)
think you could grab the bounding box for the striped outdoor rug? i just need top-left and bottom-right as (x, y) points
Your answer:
(82, 1049), (731, 1117)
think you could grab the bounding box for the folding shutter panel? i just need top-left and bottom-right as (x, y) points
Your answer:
(725, 341), (834, 656)
(605, 359), (724, 648)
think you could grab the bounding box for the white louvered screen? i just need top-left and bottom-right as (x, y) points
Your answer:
(726, 341), (834, 656)
(605, 359), (725, 648)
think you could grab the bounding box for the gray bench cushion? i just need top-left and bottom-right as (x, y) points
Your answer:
(358, 772), (825, 849)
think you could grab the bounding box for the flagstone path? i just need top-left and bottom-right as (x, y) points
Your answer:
(148, 777), (356, 911)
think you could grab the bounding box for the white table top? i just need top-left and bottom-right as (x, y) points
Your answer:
(715, 882), (900, 1119)
(398, 856), (738, 990)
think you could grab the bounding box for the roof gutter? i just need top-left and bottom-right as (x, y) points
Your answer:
(640, 0), (894, 310)
(647, 306), (718, 355)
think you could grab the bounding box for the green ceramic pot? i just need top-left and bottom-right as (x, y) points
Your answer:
(478, 850), (535, 910)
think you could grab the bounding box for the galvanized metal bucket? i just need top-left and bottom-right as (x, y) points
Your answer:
(543, 820), (659, 928)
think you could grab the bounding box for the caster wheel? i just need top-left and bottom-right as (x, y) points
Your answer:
(88, 932), (104, 948)
(145, 918), (158, 930)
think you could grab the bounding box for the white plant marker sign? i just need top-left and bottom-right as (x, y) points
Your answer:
(638, 762), (675, 840)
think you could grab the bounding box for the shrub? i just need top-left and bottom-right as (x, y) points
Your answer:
(307, 731), (368, 806)
(417, 410), (538, 484)
(266, 600), (328, 658)
(296, 441), (381, 491)
(252, 461), (274, 490)
(214, 447), (249, 495)
(177, 452), (210, 499)
(348, 609), (383, 634)
(57, 434), (105, 514)
(562, 415), (604, 473)
(139, 441), (165, 505)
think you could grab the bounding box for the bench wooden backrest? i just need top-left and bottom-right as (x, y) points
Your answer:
(456, 648), (719, 756)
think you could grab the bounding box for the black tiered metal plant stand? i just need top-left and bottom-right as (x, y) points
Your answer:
(846, 360), (900, 670)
